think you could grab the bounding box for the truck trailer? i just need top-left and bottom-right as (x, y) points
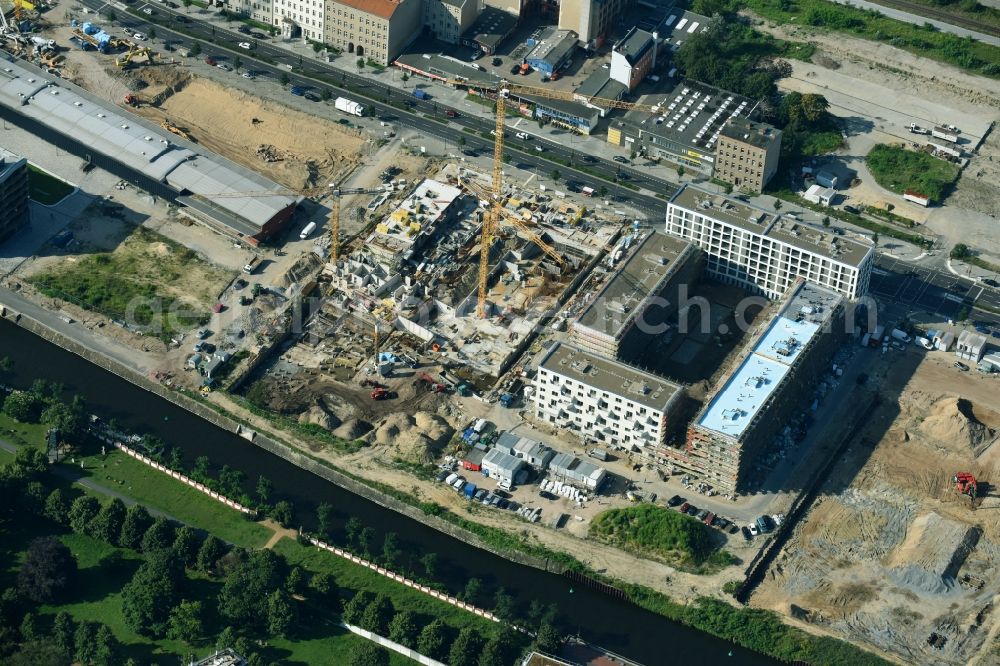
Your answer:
(891, 328), (912, 343)
(931, 126), (959, 143)
(334, 96), (364, 117)
(299, 221), (317, 239)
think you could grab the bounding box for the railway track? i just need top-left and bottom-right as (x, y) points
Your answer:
(868, 0), (1000, 38)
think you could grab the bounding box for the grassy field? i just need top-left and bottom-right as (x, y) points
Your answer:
(875, 0), (1000, 31)
(866, 144), (960, 202)
(0, 411), (50, 448)
(27, 164), (75, 205)
(743, 0), (1000, 77)
(29, 227), (234, 341)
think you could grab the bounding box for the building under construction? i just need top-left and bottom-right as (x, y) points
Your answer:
(671, 281), (846, 493)
(570, 229), (702, 363)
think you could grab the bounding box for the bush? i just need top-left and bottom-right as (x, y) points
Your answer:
(866, 144), (960, 202)
(589, 504), (721, 566)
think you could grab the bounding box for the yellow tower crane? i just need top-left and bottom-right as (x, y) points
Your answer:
(444, 78), (662, 317)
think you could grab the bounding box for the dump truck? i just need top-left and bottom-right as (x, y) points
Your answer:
(243, 256), (261, 274)
(334, 96), (364, 117)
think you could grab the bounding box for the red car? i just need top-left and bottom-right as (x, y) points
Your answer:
(204, 57), (216, 66)
(445, 110), (457, 118)
(678, 502), (690, 513)
(213, 302), (224, 313)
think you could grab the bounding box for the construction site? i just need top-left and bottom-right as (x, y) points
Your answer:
(754, 344), (1000, 665)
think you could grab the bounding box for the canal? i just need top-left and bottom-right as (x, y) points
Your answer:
(2, 320), (775, 665)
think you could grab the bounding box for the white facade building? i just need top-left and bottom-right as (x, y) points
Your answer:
(532, 342), (685, 452)
(666, 185), (874, 300)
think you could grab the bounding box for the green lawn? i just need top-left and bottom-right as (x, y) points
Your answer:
(0, 411), (51, 449)
(80, 449), (272, 548)
(866, 143), (960, 202)
(27, 164), (75, 205)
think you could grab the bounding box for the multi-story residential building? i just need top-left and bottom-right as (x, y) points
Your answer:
(0, 147), (29, 243)
(533, 341), (686, 453)
(423, 0), (480, 44)
(322, 0), (423, 64)
(672, 282), (846, 493)
(230, 0), (275, 26)
(609, 27), (657, 91)
(571, 230), (701, 363)
(272, 0), (326, 40)
(558, 0), (631, 47)
(713, 117), (782, 194)
(665, 185), (874, 300)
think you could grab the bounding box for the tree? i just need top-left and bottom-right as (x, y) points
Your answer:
(190, 41), (201, 57)
(822, 216), (830, 228)
(218, 550), (287, 630)
(41, 399), (86, 440)
(316, 502), (333, 538)
(358, 526), (375, 556)
(534, 621), (562, 653)
(357, 57), (365, 69)
(360, 593), (394, 635)
(420, 552), (437, 579)
(417, 619), (449, 660)
(283, 566), (306, 596)
(19, 611), (38, 641)
(549, 169), (561, 182)
(951, 243), (971, 259)
(166, 599), (204, 644)
(3, 390), (41, 422)
(462, 577), (481, 604)
(119, 504), (153, 550)
(68, 496), (100, 535)
(773, 199), (782, 210)
(321, 88), (333, 102)
(342, 590), (370, 625)
(479, 627), (518, 666)
(449, 626), (484, 666)
(233, 56), (243, 73)
(43, 489), (69, 525)
(381, 532), (399, 567)
(121, 550), (185, 637)
(272, 500), (294, 528)
(492, 587), (514, 622)
(141, 516), (176, 553)
(872, 233), (879, 246)
(73, 620), (98, 665)
(256, 475), (273, 506)
(196, 535), (227, 574)
(349, 642), (389, 666)
(280, 72), (291, 87)
(266, 589), (296, 637)
(345, 516), (362, 546)
(217, 626), (238, 651)
(21, 481), (47, 516)
(677, 165), (686, 178)
(183, 0), (192, 9)
(168, 447), (184, 472)
(6, 639), (69, 665)
(309, 571), (336, 598)
(93, 623), (121, 666)
(52, 611), (74, 654)
(192, 456), (211, 482)
(11, 447), (47, 478)
(90, 498), (127, 545)
(388, 610), (418, 647)
(172, 526), (202, 568)
(147, 27), (157, 40)
(217, 465), (245, 499)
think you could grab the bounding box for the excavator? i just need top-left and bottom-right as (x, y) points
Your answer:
(954, 472), (978, 502)
(160, 119), (192, 142)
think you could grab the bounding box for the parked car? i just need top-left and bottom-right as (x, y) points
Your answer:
(748, 523), (759, 537)
(844, 205), (860, 214)
(435, 469), (450, 482)
(141, 7), (154, 14)
(462, 149), (478, 157)
(534, 145), (544, 152)
(703, 511), (715, 525)
(686, 505), (699, 516)
(251, 31), (267, 39)
(492, 57), (502, 66)
(678, 502), (690, 513)
(741, 526), (752, 541)
(238, 25), (252, 34)
(204, 57), (217, 66)
(474, 488), (488, 501)
(445, 109), (458, 118)
(216, 63), (233, 71)
(667, 494), (684, 507)
(581, 156), (598, 163)
(304, 92), (320, 102)
(507, 501), (521, 512)
(613, 156), (629, 164)
(133, 31), (148, 40)
(984, 278), (998, 287)
(954, 361), (970, 371)
(242, 72), (255, 80)
(539, 490), (557, 500)
(497, 498), (510, 509)
(494, 489), (511, 499)
(695, 509), (709, 521)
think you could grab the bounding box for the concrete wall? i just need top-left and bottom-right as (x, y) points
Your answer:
(343, 623), (447, 665)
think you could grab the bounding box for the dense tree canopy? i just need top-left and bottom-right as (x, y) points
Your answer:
(121, 550), (185, 637)
(217, 549), (287, 630)
(17, 536), (77, 603)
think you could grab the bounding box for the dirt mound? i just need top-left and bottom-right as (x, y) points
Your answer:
(333, 419), (372, 440)
(370, 411), (454, 463)
(297, 403), (341, 430)
(919, 397), (998, 455)
(887, 512), (981, 593)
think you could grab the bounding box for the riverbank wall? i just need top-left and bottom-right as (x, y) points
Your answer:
(4, 306), (563, 575)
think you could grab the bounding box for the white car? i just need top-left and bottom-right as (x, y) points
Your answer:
(141, 6), (154, 14)
(216, 63), (232, 71)
(748, 522), (759, 537)
(515, 131), (529, 140)
(242, 72), (255, 79)
(772, 513), (785, 527)
(238, 41), (252, 49)
(534, 145), (544, 152)
(133, 32), (147, 40)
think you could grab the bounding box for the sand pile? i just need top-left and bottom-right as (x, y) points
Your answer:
(298, 403), (341, 430)
(887, 512), (981, 593)
(919, 397), (997, 454)
(333, 419), (372, 440)
(370, 411), (454, 463)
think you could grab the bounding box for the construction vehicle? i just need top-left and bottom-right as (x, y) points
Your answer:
(371, 387), (393, 400)
(499, 392), (514, 408)
(124, 93), (140, 107)
(954, 472), (978, 500)
(160, 119), (191, 141)
(117, 44), (155, 69)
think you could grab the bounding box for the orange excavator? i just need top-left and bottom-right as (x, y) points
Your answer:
(954, 472), (978, 501)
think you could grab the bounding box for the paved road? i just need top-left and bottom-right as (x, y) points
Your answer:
(827, 0), (1000, 45)
(87, 0), (677, 217)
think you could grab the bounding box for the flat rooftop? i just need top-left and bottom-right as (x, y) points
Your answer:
(576, 68), (628, 102)
(658, 9), (711, 49)
(394, 52), (498, 86)
(575, 230), (694, 338)
(719, 117), (780, 150)
(621, 81), (757, 157)
(527, 29), (578, 68)
(614, 27), (655, 64)
(669, 186), (873, 268)
(697, 282), (843, 440)
(538, 341), (683, 412)
(462, 6), (518, 51)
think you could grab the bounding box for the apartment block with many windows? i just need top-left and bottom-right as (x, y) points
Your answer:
(322, 0), (423, 65)
(0, 147), (28, 243)
(533, 342), (686, 453)
(713, 117), (781, 194)
(665, 185), (874, 300)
